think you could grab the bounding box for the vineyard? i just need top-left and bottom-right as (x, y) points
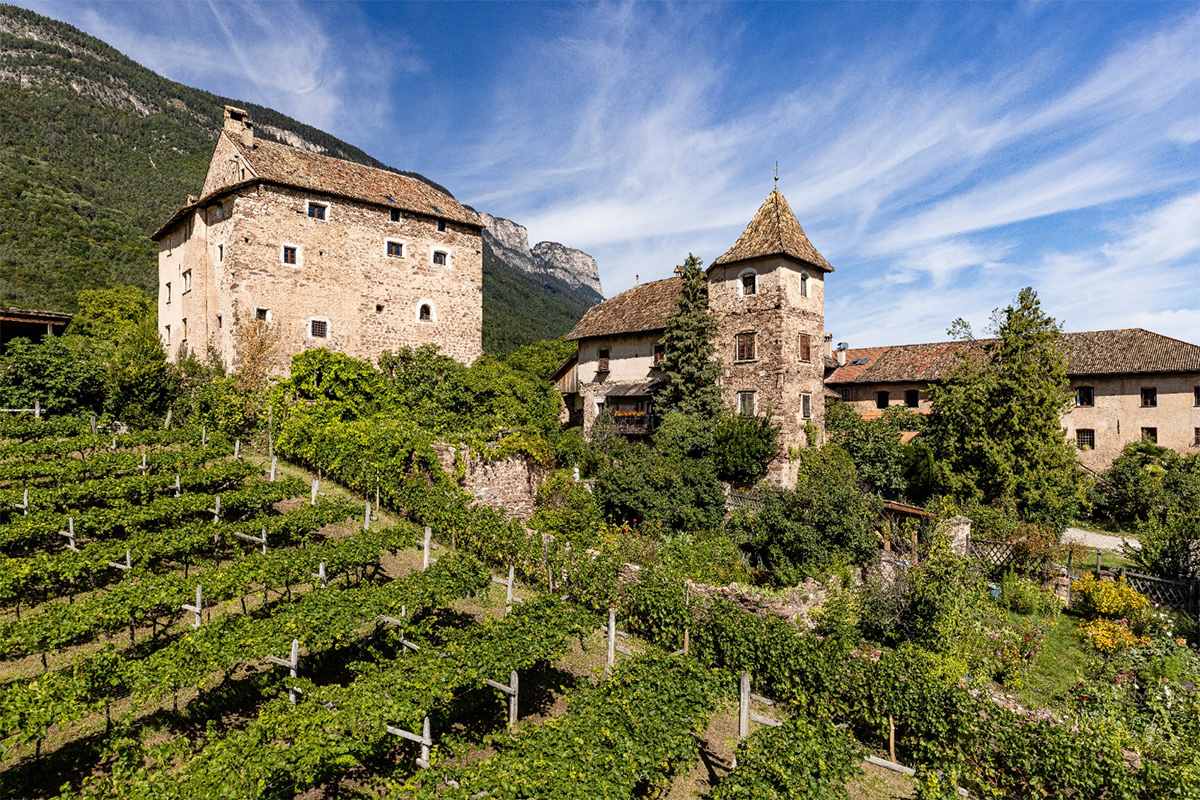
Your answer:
(2, 411), (1199, 799)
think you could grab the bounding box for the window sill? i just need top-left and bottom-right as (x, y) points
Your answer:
(733, 358), (759, 365)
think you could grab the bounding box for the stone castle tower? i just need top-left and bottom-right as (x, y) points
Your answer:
(707, 188), (832, 485)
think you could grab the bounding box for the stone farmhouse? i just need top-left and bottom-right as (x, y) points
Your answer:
(825, 330), (1200, 471)
(561, 188), (831, 486)
(559, 188), (1200, 482)
(154, 107), (483, 373)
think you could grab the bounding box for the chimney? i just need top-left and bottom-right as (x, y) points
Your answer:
(836, 342), (848, 367)
(823, 333), (833, 361)
(223, 105), (254, 148)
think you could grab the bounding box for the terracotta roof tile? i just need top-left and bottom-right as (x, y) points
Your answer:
(566, 277), (682, 340)
(712, 189), (833, 272)
(232, 135), (480, 226)
(826, 329), (1200, 384)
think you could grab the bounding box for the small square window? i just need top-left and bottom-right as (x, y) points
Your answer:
(1142, 427), (1158, 443)
(876, 391), (889, 410)
(310, 319), (328, 338)
(390, 208), (402, 222)
(437, 219), (447, 232)
(801, 392), (812, 420)
(1076, 429), (1095, 450)
(1141, 387), (1157, 408)
(433, 250), (449, 266)
(738, 391), (756, 417)
(386, 241), (404, 258)
(1076, 386), (1094, 407)
(255, 307), (270, 322)
(741, 272), (756, 296)
(375, 303), (384, 313)
(306, 202), (327, 221)
(282, 245), (299, 265)
(905, 389), (919, 408)
(418, 304), (433, 322)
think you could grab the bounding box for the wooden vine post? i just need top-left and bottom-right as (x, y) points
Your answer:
(58, 517), (77, 551)
(606, 608), (616, 675)
(266, 639), (301, 704)
(491, 565), (516, 610)
(310, 477), (319, 506)
(484, 671), (520, 730)
(182, 585), (204, 629)
(735, 671), (781, 767)
(269, 456), (277, 482)
(387, 717), (432, 769)
(15, 487), (29, 516)
(422, 526), (433, 570)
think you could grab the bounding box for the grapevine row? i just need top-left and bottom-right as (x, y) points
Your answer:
(0, 427), (213, 463)
(0, 443), (231, 487)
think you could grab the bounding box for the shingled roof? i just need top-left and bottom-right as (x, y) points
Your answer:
(155, 131), (480, 239)
(826, 329), (1200, 384)
(712, 189), (833, 272)
(566, 277), (682, 341)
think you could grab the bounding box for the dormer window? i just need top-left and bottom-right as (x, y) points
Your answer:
(386, 240), (404, 258)
(306, 201), (328, 221)
(432, 250), (449, 267)
(740, 271), (757, 296)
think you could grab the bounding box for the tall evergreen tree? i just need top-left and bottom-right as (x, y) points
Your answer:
(655, 254), (723, 417)
(926, 287), (1081, 529)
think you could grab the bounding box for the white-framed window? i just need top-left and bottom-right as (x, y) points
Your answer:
(801, 392), (812, 420)
(737, 390), (757, 417)
(306, 200), (329, 221)
(164, 281), (172, 304)
(281, 243), (302, 267)
(739, 269), (757, 297)
(386, 239), (405, 258)
(416, 300), (437, 323)
(307, 317), (330, 339)
(182, 269), (192, 293)
(255, 307), (271, 323)
(432, 249), (451, 267)
(800, 272), (809, 298)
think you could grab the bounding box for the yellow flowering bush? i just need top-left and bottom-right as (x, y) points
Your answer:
(1072, 573), (1150, 619)
(1080, 618), (1149, 653)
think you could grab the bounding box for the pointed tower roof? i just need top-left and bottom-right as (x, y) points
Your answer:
(711, 189), (833, 272)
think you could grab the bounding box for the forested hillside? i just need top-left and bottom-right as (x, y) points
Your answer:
(0, 4), (594, 350)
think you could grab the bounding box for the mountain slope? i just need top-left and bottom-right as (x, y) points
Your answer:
(0, 4), (598, 351)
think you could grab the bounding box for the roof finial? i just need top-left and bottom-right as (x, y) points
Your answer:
(773, 161), (779, 188)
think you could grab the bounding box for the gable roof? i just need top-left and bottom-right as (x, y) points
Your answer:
(711, 189), (833, 272)
(826, 329), (1200, 384)
(154, 131), (480, 238)
(566, 277), (682, 341)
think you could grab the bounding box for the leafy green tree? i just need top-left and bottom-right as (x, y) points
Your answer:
(0, 335), (106, 414)
(1092, 440), (1179, 530)
(104, 316), (176, 426)
(501, 338), (576, 380)
(593, 439), (725, 532)
(711, 413), (779, 486)
(67, 285), (153, 344)
(926, 288), (1081, 529)
(655, 254), (722, 417)
(731, 445), (881, 584)
(826, 401), (920, 499)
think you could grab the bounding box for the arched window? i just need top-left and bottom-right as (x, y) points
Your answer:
(417, 301), (436, 323)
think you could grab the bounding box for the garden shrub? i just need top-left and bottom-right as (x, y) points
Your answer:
(1072, 573), (1150, 619)
(998, 571), (1060, 616)
(709, 716), (862, 799)
(710, 413), (778, 486)
(592, 439), (725, 531)
(1081, 618), (1149, 653)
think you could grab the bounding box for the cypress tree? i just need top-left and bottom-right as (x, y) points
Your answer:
(655, 254), (723, 418)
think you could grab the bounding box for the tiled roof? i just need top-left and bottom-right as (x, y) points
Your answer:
(826, 329), (1200, 384)
(712, 189), (833, 272)
(566, 277), (682, 340)
(154, 131), (480, 238)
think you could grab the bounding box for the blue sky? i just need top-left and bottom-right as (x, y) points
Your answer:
(20, 0), (1200, 346)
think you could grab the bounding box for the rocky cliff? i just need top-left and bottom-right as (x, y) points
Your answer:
(479, 213), (603, 299)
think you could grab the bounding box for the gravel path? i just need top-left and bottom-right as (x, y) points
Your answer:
(1063, 526), (1140, 552)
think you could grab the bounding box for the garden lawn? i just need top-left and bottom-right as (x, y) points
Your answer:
(1015, 612), (1091, 709)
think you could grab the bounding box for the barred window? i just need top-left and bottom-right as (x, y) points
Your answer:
(801, 392), (812, 420)
(310, 319), (328, 338)
(1076, 429), (1095, 450)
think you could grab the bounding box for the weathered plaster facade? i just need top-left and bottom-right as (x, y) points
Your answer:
(156, 107), (482, 373)
(1065, 375), (1200, 470)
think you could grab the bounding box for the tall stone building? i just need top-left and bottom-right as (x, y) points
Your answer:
(154, 107), (483, 373)
(561, 188), (832, 485)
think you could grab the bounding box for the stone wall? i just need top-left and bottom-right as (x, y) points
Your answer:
(432, 443), (548, 519)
